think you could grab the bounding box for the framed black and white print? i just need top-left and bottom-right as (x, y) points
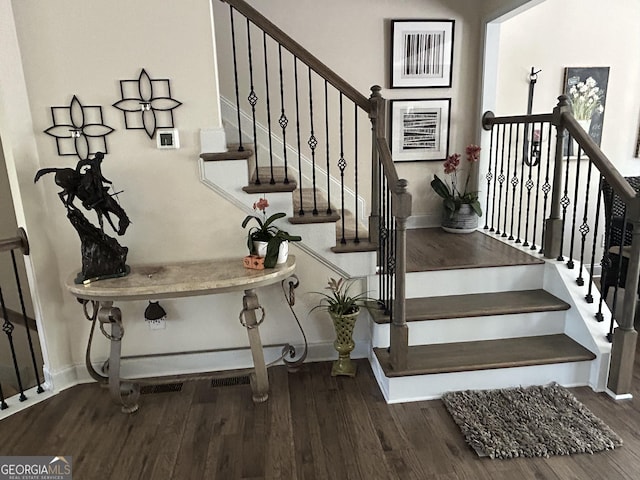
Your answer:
(390, 98), (451, 162)
(391, 20), (454, 88)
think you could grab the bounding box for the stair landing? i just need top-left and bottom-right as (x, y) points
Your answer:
(407, 228), (543, 272)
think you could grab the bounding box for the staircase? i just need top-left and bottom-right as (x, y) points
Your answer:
(207, 0), (638, 401)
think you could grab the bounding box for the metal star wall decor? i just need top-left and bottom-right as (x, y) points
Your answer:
(112, 68), (182, 139)
(44, 95), (114, 159)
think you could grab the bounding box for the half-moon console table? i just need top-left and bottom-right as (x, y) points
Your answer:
(65, 256), (298, 413)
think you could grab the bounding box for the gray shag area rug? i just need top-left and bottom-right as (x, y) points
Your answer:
(441, 383), (623, 459)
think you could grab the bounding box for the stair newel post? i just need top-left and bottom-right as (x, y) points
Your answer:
(607, 198), (640, 397)
(390, 180), (411, 372)
(368, 85), (383, 246)
(543, 95), (572, 259)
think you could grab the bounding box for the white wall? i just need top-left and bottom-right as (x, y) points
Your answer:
(495, 0), (640, 174)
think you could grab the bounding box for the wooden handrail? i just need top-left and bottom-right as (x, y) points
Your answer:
(220, 0), (371, 112)
(561, 112), (637, 203)
(0, 227), (29, 255)
(482, 111), (553, 129)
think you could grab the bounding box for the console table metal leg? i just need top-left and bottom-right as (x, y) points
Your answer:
(98, 301), (140, 413)
(240, 288), (269, 402)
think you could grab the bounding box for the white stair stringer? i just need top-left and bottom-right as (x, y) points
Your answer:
(367, 260), (612, 404)
(199, 158), (376, 278)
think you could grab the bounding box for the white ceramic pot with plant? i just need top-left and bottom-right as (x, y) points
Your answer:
(242, 197), (301, 267)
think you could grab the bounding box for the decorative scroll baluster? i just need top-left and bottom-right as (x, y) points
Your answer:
(262, 32), (275, 184)
(576, 157), (594, 286)
(338, 93), (347, 245)
(0, 287), (27, 402)
(229, 6), (244, 151)
(558, 147), (572, 262)
(510, 123), (521, 241)
(502, 124), (514, 238)
(496, 126), (506, 236)
(567, 148), (583, 269)
(307, 67), (319, 214)
(246, 19), (260, 184)
(530, 122), (546, 251)
(277, 45), (289, 184)
(324, 81), (332, 214)
(539, 123), (554, 253)
(484, 126), (495, 230)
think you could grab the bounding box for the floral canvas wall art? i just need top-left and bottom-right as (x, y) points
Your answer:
(563, 67), (609, 150)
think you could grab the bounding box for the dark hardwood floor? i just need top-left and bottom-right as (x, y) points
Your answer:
(2, 352), (640, 479)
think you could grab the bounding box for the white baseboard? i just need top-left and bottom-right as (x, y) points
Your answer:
(605, 389), (633, 401)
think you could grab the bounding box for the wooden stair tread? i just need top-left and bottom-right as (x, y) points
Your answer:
(374, 334), (596, 377)
(369, 289), (570, 324)
(242, 166), (297, 193)
(200, 146), (253, 161)
(331, 239), (377, 253)
(290, 188), (341, 224)
(407, 228), (544, 272)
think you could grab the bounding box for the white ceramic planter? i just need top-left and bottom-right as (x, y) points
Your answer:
(253, 240), (289, 264)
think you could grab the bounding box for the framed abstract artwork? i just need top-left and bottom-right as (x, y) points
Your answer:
(390, 98), (451, 162)
(390, 20), (454, 88)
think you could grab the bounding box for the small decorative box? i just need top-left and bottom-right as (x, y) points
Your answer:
(243, 255), (265, 270)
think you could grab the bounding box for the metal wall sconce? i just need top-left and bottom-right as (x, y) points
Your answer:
(44, 95), (114, 159)
(113, 68), (182, 139)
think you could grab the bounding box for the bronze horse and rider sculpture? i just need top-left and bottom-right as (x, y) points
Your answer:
(34, 152), (130, 236)
(35, 152), (130, 283)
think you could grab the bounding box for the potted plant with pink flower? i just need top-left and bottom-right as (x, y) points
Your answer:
(430, 145), (482, 233)
(242, 197), (301, 267)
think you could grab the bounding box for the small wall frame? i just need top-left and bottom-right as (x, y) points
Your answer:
(390, 19), (454, 88)
(390, 98), (451, 162)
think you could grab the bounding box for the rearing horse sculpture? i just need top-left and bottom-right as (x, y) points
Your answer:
(34, 152), (130, 235)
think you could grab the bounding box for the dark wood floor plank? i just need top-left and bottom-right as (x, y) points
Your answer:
(406, 228), (543, 272)
(1, 356), (640, 479)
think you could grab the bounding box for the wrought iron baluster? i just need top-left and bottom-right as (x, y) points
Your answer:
(277, 45), (290, 184)
(576, 157), (594, 286)
(484, 126), (495, 231)
(307, 67), (318, 214)
(0, 287), (27, 402)
(246, 18), (260, 184)
(597, 181), (614, 322)
(229, 6), (244, 151)
(567, 147), (583, 269)
(496, 125), (506, 236)
(510, 123), (521, 241)
(539, 123), (554, 253)
(502, 124), (514, 238)
(263, 32), (275, 184)
(608, 207), (628, 341)
(10, 250), (43, 393)
(354, 104), (360, 243)
(558, 146), (572, 262)
(294, 57), (304, 215)
(338, 93), (346, 245)
(324, 80), (332, 214)
(522, 121), (537, 247)
(530, 122), (547, 251)
(586, 176), (603, 303)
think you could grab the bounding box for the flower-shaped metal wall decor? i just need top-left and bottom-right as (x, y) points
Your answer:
(112, 68), (182, 139)
(44, 95), (114, 159)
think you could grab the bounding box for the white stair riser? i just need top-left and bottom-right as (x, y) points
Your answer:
(402, 264), (545, 298)
(369, 353), (593, 403)
(371, 310), (567, 348)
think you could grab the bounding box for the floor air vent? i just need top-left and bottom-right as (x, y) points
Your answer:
(140, 382), (184, 395)
(211, 375), (250, 387)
